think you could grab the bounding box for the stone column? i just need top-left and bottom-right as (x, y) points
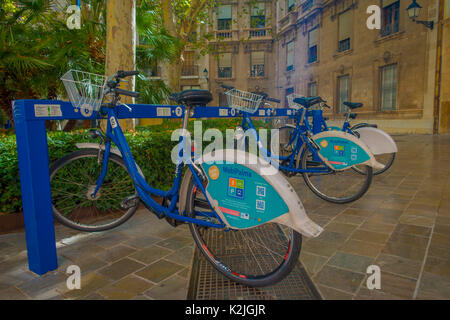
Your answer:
(105, 0), (136, 129)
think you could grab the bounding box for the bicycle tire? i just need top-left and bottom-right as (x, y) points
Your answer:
(49, 149), (139, 232)
(185, 175), (302, 287)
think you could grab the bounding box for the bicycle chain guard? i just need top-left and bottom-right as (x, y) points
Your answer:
(311, 131), (384, 171)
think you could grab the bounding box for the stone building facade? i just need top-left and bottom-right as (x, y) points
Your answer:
(143, 0), (448, 134)
(207, 0), (278, 107)
(274, 0), (443, 134)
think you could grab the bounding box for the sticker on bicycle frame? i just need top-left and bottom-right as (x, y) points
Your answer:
(110, 116), (117, 128)
(258, 110), (265, 116)
(219, 109), (228, 116)
(175, 106), (183, 117)
(34, 104), (62, 117)
(208, 165), (220, 180)
(314, 136), (370, 170)
(202, 162), (289, 229)
(80, 104), (93, 117)
(157, 107), (171, 117)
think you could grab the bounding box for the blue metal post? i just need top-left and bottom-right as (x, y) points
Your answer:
(13, 100), (58, 275)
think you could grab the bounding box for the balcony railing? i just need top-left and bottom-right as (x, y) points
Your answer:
(278, 10), (298, 30)
(245, 27), (272, 39)
(215, 30), (239, 41)
(297, 0), (322, 21)
(181, 65), (199, 77)
(218, 67), (232, 78)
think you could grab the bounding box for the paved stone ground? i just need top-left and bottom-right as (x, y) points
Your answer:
(0, 212), (195, 300)
(291, 134), (450, 299)
(0, 134), (448, 300)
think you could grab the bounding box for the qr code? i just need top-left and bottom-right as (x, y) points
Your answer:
(256, 200), (265, 211)
(256, 186), (266, 197)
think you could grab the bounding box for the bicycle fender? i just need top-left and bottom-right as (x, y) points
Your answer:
(195, 149), (323, 238)
(311, 131), (384, 170)
(353, 127), (398, 155)
(75, 143), (145, 176)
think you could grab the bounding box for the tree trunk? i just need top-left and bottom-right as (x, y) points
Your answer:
(167, 48), (184, 92)
(105, 0), (136, 130)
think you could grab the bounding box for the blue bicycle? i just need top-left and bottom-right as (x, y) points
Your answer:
(50, 70), (320, 287)
(221, 85), (376, 204)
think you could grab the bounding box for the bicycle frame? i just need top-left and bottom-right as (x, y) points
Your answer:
(90, 106), (226, 229)
(239, 110), (331, 174)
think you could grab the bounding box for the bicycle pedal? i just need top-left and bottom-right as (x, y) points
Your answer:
(120, 195), (140, 209)
(165, 217), (183, 228)
(162, 197), (184, 227)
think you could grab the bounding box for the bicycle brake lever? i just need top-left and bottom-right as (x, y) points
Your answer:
(119, 101), (132, 112)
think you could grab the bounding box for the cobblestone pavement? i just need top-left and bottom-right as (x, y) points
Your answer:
(0, 134), (448, 300)
(291, 134), (450, 299)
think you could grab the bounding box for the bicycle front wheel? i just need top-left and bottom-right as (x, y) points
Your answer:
(49, 149), (139, 232)
(185, 176), (302, 287)
(301, 145), (373, 203)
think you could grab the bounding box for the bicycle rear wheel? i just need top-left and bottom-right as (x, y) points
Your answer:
(49, 149), (139, 232)
(185, 176), (302, 287)
(301, 145), (373, 203)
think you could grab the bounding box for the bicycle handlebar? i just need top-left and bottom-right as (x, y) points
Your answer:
(114, 87), (140, 98)
(267, 97), (281, 104)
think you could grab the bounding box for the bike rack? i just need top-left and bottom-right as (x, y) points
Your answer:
(12, 99), (295, 275)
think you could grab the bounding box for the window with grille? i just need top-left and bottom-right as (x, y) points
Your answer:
(287, 0), (296, 12)
(307, 82), (317, 97)
(218, 53), (232, 78)
(380, 64), (397, 111)
(250, 51), (265, 77)
(218, 5), (232, 30)
(308, 28), (318, 63)
(286, 41), (294, 71)
(338, 10), (352, 52)
(381, 0), (399, 36)
(250, 3), (266, 28)
(285, 87), (294, 108)
(337, 75), (350, 113)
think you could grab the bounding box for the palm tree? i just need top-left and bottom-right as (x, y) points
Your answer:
(0, 0), (176, 128)
(0, 0), (54, 123)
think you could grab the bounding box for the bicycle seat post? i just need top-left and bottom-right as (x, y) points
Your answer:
(182, 105), (192, 130)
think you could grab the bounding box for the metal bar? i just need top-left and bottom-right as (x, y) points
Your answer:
(12, 101), (58, 275)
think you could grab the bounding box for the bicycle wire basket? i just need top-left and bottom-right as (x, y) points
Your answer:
(224, 88), (264, 114)
(60, 70), (107, 112)
(286, 93), (304, 110)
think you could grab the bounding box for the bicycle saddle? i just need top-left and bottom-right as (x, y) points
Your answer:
(169, 89), (213, 107)
(292, 96), (325, 108)
(343, 101), (363, 109)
